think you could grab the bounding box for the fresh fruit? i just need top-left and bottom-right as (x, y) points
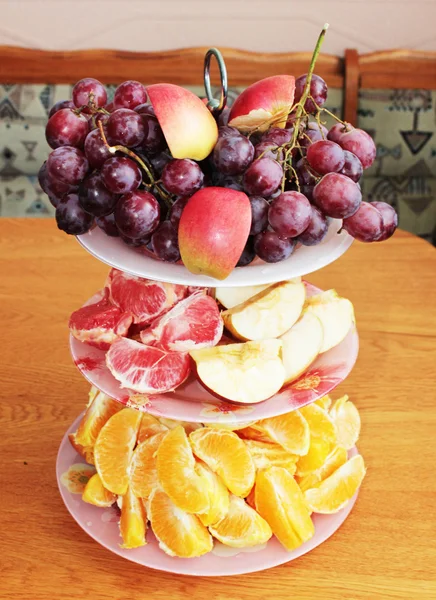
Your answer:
(49, 99), (75, 118)
(339, 150), (363, 182)
(113, 80), (147, 110)
(79, 172), (119, 217)
(306, 140), (345, 175)
(209, 494), (272, 547)
(162, 159), (204, 195)
(73, 78), (107, 109)
(74, 386), (123, 448)
(254, 230), (296, 263)
(342, 201), (384, 242)
(243, 157), (283, 197)
(82, 472), (116, 507)
(178, 187), (251, 280)
(46, 109), (89, 149)
(148, 488), (213, 557)
(213, 133), (254, 175)
(68, 433), (95, 464)
(304, 290), (355, 353)
(151, 221), (180, 262)
(299, 403), (337, 443)
(328, 122), (353, 143)
(157, 426), (209, 513)
(297, 205), (328, 246)
(244, 440), (298, 474)
(101, 156), (142, 195)
(196, 462), (230, 527)
(222, 280), (306, 341)
(240, 410), (310, 455)
(119, 486), (148, 548)
(190, 339), (285, 404)
(315, 394), (332, 410)
(190, 428), (255, 497)
(147, 83), (218, 160)
(137, 413), (169, 442)
(236, 238), (256, 266)
(114, 190), (160, 240)
(38, 161), (74, 207)
(130, 432), (166, 499)
(157, 418), (201, 435)
(294, 73), (327, 113)
(304, 454), (366, 513)
(268, 191), (312, 238)
(106, 337), (191, 394)
(313, 172), (362, 219)
(336, 128), (376, 169)
(56, 193), (94, 235)
(107, 108), (145, 147)
(255, 466), (314, 551)
(297, 445), (348, 492)
(371, 201), (398, 241)
(215, 283), (271, 309)
(228, 75), (295, 133)
(296, 437), (332, 476)
(95, 213), (119, 237)
(280, 312), (324, 383)
(249, 196), (269, 235)
(329, 395), (361, 450)
(94, 408), (142, 495)
(47, 146), (89, 186)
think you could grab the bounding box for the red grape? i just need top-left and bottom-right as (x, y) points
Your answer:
(38, 161), (74, 206)
(151, 221), (180, 262)
(268, 191), (312, 238)
(150, 151), (172, 176)
(339, 150), (363, 182)
(47, 146), (89, 186)
(262, 128), (293, 145)
(243, 158), (283, 197)
(113, 81), (147, 110)
(120, 232), (151, 247)
(301, 185), (315, 202)
(308, 121), (328, 136)
(254, 141), (283, 161)
(135, 104), (155, 117)
(162, 159), (204, 196)
(138, 113), (166, 155)
(249, 196), (269, 235)
(56, 193), (94, 235)
(371, 201), (398, 241)
(84, 128), (112, 169)
(299, 127), (324, 149)
(107, 109), (145, 147)
(297, 205), (328, 245)
(95, 213), (119, 237)
(72, 78), (107, 110)
(218, 126), (241, 139)
(337, 128), (376, 169)
(306, 140), (345, 175)
(254, 230), (296, 263)
(313, 173), (361, 219)
(105, 102), (115, 113)
(114, 190), (160, 239)
(213, 135), (254, 175)
(296, 158), (319, 186)
(49, 100), (75, 118)
(46, 109), (89, 149)
(92, 112), (110, 129)
(342, 201), (383, 242)
(236, 237), (256, 266)
(79, 172), (119, 217)
(295, 74), (328, 113)
(169, 196), (190, 228)
(327, 122), (353, 143)
(101, 156), (141, 194)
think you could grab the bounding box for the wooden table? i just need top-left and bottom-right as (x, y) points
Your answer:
(1, 219), (436, 600)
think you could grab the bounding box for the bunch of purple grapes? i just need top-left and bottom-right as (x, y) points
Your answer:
(39, 73), (397, 267)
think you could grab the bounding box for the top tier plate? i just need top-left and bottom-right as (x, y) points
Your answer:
(77, 220), (353, 287)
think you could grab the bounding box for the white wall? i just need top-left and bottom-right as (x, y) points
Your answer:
(1, 0), (436, 54)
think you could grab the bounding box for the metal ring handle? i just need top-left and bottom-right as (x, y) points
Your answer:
(204, 48), (228, 115)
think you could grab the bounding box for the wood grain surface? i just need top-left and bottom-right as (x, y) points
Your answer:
(1, 220), (435, 600)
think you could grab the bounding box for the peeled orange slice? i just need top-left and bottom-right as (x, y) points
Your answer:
(240, 411), (310, 456)
(304, 454), (366, 514)
(148, 488), (213, 558)
(244, 440), (298, 474)
(296, 437), (331, 476)
(315, 394), (332, 411)
(82, 472), (116, 507)
(190, 428), (255, 497)
(209, 494), (272, 548)
(137, 413), (168, 443)
(94, 408), (142, 495)
(75, 386), (122, 447)
(68, 433), (95, 465)
(158, 417), (202, 435)
(255, 466), (314, 551)
(297, 446), (348, 492)
(130, 432), (166, 500)
(329, 395), (361, 450)
(196, 462), (230, 527)
(299, 403), (337, 443)
(119, 486), (147, 549)
(157, 426), (209, 514)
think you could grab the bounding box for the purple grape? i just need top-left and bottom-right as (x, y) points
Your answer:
(306, 140), (345, 175)
(162, 159), (204, 196)
(249, 196), (269, 235)
(47, 146), (89, 186)
(169, 196), (190, 228)
(337, 128), (377, 169)
(79, 172), (119, 217)
(150, 151), (172, 176)
(84, 128), (112, 169)
(72, 78), (107, 111)
(213, 135), (254, 175)
(151, 221), (180, 262)
(49, 100), (75, 118)
(107, 109), (145, 148)
(308, 121), (328, 136)
(299, 127), (324, 149)
(371, 201), (398, 241)
(254, 141), (283, 161)
(268, 191), (312, 238)
(296, 158), (319, 187)
(38, 161), (74, 206)
(93, 112), (110, 128)
(95, 213), (119, 237)
(339, 150), (363, 183)
(342, 201), (383, 242)
(55, 193), (94, 235)
(46, 109), (89, 149)
(218, 126), (240, 139)
(261, 128), (293, 145)
(135, 104), (155, 117)
(113, 81), (147, 110)
(313, 173), (362, 219)
(301, 185), (315, 202)
(236, 237), (256, 266)
(114, 190), (160, 239)
(101, 156), (141, 194)
(138, 113), (167, 155)
(327, 122), (353, 144)
(295, 74), (328, 113)
(243, 158), (283, 197)
(297, 206), (328, 246)
(254, 230), (296, 263)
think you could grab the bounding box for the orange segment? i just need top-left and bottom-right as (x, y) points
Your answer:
(94, 408), (142, 495)
(157, 426), (209, 513)
(68, 433), (95, 465)
(190, 428), (255, 497)
(148, 488), (213, 557)
(75, 386), (122, 447)
(299, 403), (337, 443)
(296, 437), (331, 476)
(304, 454), (366, 514)
(158, 417), (202, 435)
(329, 395), (361, 450)
(82, 472), (116, 507)
(209, 494), (272, 548)
(119, 486), (147, 549)
(315, 394), (332, 411)
(137, 414), (168, 443)
(237, 424), (274, 444)
(240, 411), (310, 456)
(244, 440), (298, 475)
(255, 466), (315, 551)
(196, 462), (230, 527)
(246, 486), (256, 509)
(297, 446), (348, 492)
(208, 421), (258, 431)
(130, 432), (166, 499)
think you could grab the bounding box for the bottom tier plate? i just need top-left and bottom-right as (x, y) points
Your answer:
(57, 413), (359, 576)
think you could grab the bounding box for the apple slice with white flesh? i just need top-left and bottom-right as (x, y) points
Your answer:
(280, 312), (324, 384)
(222, 280), (306, 341)
(215, 277), (301, 309)
(190, 339), (285, 404)
(304, 290), (355, 353)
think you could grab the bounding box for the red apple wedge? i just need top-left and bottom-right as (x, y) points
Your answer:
(228, 75), (295, 133)
(147, 83), (218, 160)
(179, 187), (252, 280)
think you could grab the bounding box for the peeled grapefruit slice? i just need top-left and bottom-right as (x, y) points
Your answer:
(106, 268), (187, 326)
(141, 291), (223, 352)
(69, 295), (133, 350)
(106, 337), (191, 394)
